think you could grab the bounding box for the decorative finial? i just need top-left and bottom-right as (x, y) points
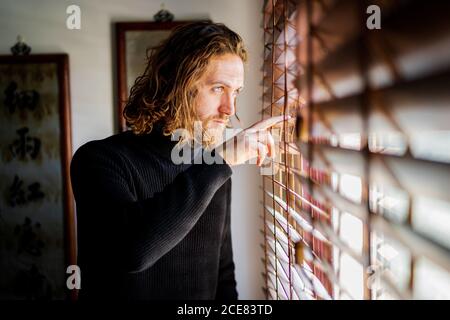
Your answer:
(11, 35), (31, 56)
(153, 3), (174, 22)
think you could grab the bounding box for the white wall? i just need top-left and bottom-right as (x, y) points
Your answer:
(0, 0), (265, 299)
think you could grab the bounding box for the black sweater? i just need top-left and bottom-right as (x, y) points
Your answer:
(70, 126), (237, 300)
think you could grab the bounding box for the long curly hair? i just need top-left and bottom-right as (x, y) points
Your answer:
(123, 21), (247, 140)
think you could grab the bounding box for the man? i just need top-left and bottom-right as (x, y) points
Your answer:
(70, 21), (284, 300)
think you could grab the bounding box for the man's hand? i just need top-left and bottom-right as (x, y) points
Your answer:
(216, 115), (291, 166)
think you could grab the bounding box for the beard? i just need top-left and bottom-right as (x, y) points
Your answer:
(201, 115), (229, 150)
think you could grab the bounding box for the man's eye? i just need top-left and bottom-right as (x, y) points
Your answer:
(212, 86), (224, 93)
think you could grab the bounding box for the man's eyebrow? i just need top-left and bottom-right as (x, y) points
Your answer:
(209, 80), (244, 91)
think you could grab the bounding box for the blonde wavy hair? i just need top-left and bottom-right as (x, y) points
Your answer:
(123, 21), (247, 142)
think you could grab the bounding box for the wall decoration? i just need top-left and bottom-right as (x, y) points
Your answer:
(115, 20), (199, 132)
(0, 53), (75, 300)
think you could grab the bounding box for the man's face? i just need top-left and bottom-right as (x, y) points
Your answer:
(194, 53), (244, 144)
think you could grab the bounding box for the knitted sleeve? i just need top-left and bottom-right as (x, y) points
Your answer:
(70, 141), (232, 273)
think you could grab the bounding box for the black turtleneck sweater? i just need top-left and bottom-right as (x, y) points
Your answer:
(70, 127), (237, 300)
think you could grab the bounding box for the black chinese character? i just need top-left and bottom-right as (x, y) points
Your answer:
(27, 182), (45, 202)
(4, 81), (40, 114)
(9, 127), (41, 160)
(7, 175), (45, 207)
(14, 216), (45, 257)
(8, 175), (27, 207)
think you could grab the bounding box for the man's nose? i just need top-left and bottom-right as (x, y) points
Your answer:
(219, 93), (235, 116)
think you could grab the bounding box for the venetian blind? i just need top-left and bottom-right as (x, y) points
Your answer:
(261, 0), (450, 300)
